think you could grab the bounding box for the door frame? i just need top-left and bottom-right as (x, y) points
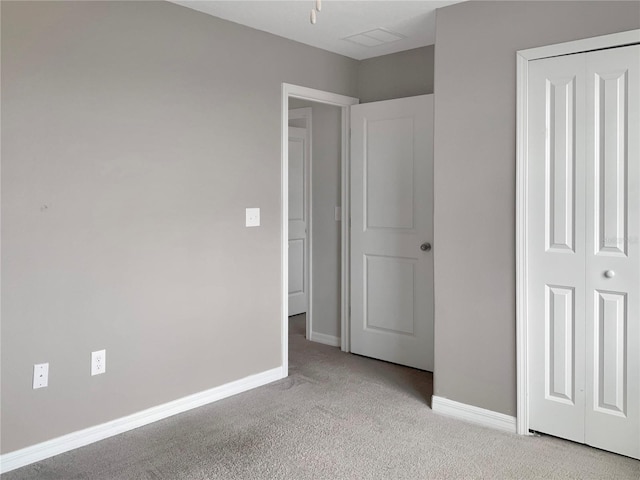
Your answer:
(281, 83), (359, 375)
(515, 29), (640, 436)
(288, 108), (312, 336)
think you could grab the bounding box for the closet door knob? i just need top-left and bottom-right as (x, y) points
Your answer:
(420, 243), (431, 252)
(604, 270), (615, 278)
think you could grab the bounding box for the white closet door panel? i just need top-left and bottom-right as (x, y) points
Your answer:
(546, 285), (577, 403)
(585, 45), (639, 459)
(528, 53), (587, 442)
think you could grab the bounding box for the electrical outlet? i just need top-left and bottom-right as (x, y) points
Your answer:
(91, 350), (106, 376)
(33, 363), (49, 389)
(245, 208), (260, 227)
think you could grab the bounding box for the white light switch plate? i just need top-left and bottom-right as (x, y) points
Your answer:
(33, 363), (49, 389)
(246, 208), (260, 227)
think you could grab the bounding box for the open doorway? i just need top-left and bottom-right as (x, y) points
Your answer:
(288, 98), (345, 348)
(283, 89), (435, 410)
(282, 85), (435, 384)
(280, 84), (358, 376)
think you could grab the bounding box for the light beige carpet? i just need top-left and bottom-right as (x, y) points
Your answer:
(3, 315), (638, 479)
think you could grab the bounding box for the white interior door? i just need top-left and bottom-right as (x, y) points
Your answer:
(350, 95), (434, 371)
(288, 126), (309, 316)
(528, 44), (639, 459)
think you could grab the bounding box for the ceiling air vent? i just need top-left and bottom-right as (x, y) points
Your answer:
(343, 28), (405, 47)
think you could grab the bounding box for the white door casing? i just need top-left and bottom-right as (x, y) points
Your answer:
(288, 126), (310, 317)
(526, 42), (639, 459)
(350, 95), (434, 371)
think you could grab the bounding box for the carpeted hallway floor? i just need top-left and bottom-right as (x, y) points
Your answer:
(4, 315), (639, 479)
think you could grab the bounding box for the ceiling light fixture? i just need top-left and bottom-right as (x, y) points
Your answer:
(310, 0), (322, 25)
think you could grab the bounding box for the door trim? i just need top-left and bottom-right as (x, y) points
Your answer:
(288, 108), (312, 336)
(515, 29), (640, 436)
(281, 84), (359, 376)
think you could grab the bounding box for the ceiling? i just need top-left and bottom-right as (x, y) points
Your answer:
(170, 1), (462, 60)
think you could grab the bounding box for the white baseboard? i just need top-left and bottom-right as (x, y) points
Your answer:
(309, 331), (341, 347)
(432, 395), (517, 434)
(0, 366), (285, 474)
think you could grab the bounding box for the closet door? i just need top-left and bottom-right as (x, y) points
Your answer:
(528, 43), (639, 459)
(584, 44), (639, 459)
(528, 52), (587, 444)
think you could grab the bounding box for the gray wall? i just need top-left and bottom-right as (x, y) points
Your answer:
(357, 46), (434, 103)
(1, 0), (358, 453)
(289, 99), (342, 339)
(433, 1), (640, 416)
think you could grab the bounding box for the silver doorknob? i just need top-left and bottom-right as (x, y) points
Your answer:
(420, 243), (432, 252)
(604, 270), (615, 278)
